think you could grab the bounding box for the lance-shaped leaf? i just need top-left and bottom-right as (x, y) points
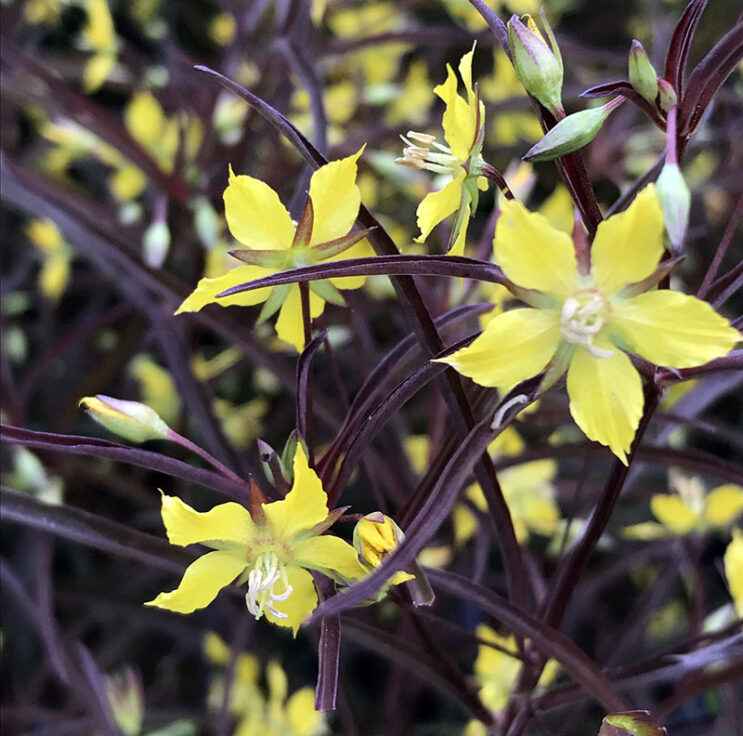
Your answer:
(664, 0), (708, 95)
(617, 256), (684, 298)
(581, 81), (664, 128)
(293, 195), (315, 247)
(227, 248), (292, 268)
(310, 228), (375, 259)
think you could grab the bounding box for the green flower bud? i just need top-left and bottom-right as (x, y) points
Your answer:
(507, 11), (564, 116)
(655, 162), (690, 250)
(628, 40), (658, 104)
(104, 668), (144, 736)
(657, 79), (677, 113)
(80, 395), (171, 442)
(523, 97), (624, 161)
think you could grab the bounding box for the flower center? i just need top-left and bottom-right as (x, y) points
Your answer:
(560, 288), (613, 358)
(245, 551), (292, 620)
(396, 131), (465, 176)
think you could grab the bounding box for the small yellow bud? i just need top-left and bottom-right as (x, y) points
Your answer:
(79, 395), (171, 443)
(353, 512), (414, 585)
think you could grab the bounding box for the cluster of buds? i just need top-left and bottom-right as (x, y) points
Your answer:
(628, 40), (677, 114)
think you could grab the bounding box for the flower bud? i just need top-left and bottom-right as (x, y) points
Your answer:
(507, 11), (564, 115)
(628, 40), (658, 104)
(353, 512), (413, 585)
(80, 395), (171, 442)
(143, 220), (170, 269)
(655, 162), (690, 251)
(523, 97), (623, 162)
(657, 79), (677, 113)
(104, 668), (144, 736)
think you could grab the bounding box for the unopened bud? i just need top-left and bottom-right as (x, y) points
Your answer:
(655, 162), (690, 251)
(508, 11), (564, 116)
(353, 512), (413, 585)
(523, 97), (623, 162)
(80, 395), (170, 442)
(104, 668), (144, 736)
(657, 79), (677, 113)
(143, 220), (170, 269)
(628, 40), (658, 104)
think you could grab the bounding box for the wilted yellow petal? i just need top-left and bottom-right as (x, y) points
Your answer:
(704, 485), (743, 528)
(494, 198), (579, 299)
(274, 284), (325, 352)
(415, 171), (465, 243)
(590, 186), (664, 295)
(224, 168), (295, 250)
(264, 444), (328, 542)
(612, 290), (739, 368)
(566, 340), (644, 464)
(650, 494), (698, 535)
(265, 565), (317, 636)
(175, 265), (274, 314)
(293, 535), (366, 582)
(437, 307), (561, 392)
(308, 148), (363, 246)
(145, 549), (247, 613)
(160, 494), (255, 547)
(724, 528), (743, 616)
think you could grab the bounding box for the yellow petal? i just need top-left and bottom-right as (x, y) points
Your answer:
(327, 237), (376, 290)
(308, 148), (364, 245)
(650, 494), (698, 535)
(125, 91), (165, 148)
(264, 443), (328, 542)
(724, 528), (743, 616)
(435, 64), (476, 161)
(494, 198), (579, 299)
(287, 687), (324, 736)
(611, 290), (739, 368)
(175, 265), (274, 314)
(566, 340), (644, 464)
(453, 503), (478, 547)
(590, 185), (664, 295)
(458, 42), (477, 106)
(83, 52), (116, 93)
(415, 172), (465, 243)
(145, 549), (247, 614)
(704, 485), (743, 528)
(265, 565), (317, 636)
(293, 535), (367, 582)
(437, 308), (561, 392)
(160, 493), (255, 547)
(223, 168), (295, 249)
(274, 284), (325, 352)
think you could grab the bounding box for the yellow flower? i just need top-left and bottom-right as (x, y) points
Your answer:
(397, 44), (488, 256)
(176, 149), (374, 352)
(26, 218), (72, 302)
(624, 472), (743, 539)
(724, 529), (743, 617)
(473, 624), (559, 713)
(438, 186), (739, 463)
(204, 632), (326, 736)
(81, 0), (118, 93)
(146, 444), (366, 634)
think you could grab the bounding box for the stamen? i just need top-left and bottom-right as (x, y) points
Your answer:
(407, 131), (436, 144)
(244, 552), (293, 621)
(560, 291), (613, 358)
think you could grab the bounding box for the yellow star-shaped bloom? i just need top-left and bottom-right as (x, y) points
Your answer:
(438, 186), (739, 463)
